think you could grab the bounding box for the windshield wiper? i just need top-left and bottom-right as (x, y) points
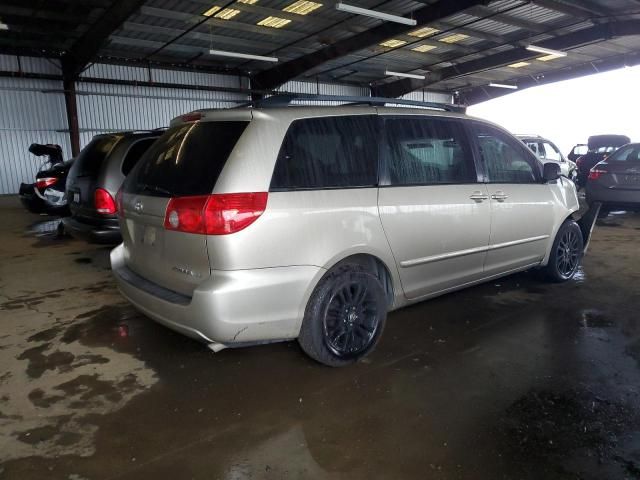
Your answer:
(138, 183), (173, 197)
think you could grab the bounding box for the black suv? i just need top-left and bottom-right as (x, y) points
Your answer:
(64, 131), (161, 243)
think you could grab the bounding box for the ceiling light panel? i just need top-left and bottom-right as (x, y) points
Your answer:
(508, 61), (530, 68)
(215, 8), (241, 19)
(283, 0), (322, 15)
(258, 16), (292, 28)
(412, 44), (437, 53)
(202, 6), (221, 16)
(379, 39), (407, 48)
(237, 0), (258, 3)
(408, 27), (440, 38)
(438, 33), (469, 44)
(537, 53), (565, 62)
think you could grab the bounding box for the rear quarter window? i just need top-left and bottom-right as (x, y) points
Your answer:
(123, 122), (248, 197)
(73, 135), (121, 177)
(270, 115), (379, 190)
(121, 138), (158, 176)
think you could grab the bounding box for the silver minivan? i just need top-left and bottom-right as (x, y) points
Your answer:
(111, 102), (583, 366)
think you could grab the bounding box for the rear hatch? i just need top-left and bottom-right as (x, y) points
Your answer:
(66, 134), (122, 219)
(594, 145), (640, 190)
(119, 120), (249, 296)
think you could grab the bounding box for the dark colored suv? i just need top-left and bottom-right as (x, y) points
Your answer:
(64, 131), (160, 243)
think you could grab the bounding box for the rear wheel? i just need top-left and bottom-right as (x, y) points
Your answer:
(543, 220), (583, 282)
(298, 263), (387, 367)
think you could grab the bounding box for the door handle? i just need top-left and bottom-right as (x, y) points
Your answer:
(491, 191), (508, 202)
(469, 191), (489, 202)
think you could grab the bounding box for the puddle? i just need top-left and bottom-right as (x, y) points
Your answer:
(25, 219), (63, 236)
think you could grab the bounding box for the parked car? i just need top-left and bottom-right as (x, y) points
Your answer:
(517, 134), (577, 181)
(63, 131), (161, 244)
(19, 143), (72, 216)
(586, 143), (640, 215)
(111, 103), (583, 366)
(568, 143), (588, 162)
(576, 135), (630, 187)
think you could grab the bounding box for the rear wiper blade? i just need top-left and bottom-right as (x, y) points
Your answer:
(139, 183), (173, 196)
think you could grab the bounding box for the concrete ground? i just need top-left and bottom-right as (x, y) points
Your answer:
(1, 195), (639, 480)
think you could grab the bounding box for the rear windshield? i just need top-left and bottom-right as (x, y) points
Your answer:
(123, 122), (248, 197)
(73, 135), (121, 177)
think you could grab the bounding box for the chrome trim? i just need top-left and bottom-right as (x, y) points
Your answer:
(400, 235), (550, 268)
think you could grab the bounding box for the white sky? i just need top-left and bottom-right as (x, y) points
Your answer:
(467, 65), (640, 156)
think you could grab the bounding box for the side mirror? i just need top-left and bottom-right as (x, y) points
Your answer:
(543, 162), (561, 182)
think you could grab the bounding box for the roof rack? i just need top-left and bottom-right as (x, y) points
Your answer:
(247, 93), (466, 113)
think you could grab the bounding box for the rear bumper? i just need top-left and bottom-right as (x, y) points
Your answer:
(586, 183), (640, 209)
(110, 244), (322, 345)
(63, 216), (122, 244)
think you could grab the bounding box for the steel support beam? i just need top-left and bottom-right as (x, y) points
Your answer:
(61, 0), (147, 79)
(373, 20), (640, 98)
(62, 77), (80, 156)
(251, 0), (489, 91)
(462, 51), (640, 105)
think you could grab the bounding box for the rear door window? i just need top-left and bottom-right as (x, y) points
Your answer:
(124, 122), (248, 197)
(121, 138), (158, 176)
(73, 135), (121, 177)
(472, 123), (541, 183)
(383, 117), (476, 185)
(270, 115), (378, 190)
(610, 145), (640, 162)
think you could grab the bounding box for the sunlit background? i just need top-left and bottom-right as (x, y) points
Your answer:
(468, 65), (640, 156)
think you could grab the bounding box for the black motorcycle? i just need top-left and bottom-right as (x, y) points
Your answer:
(19, 143), (74, 216)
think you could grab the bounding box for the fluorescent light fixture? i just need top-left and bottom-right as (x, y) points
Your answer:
(408, 27), (439, 38)
(526, 45), (567, 57)
(412, 44), (437, 53)
(209, 49), (278, 62)
(0, 19), (8, 30)
(488, 82), (517, 89)
(283, 0), (322, 15)
(379, 39), (407, 48)
(385, 70), (425, 80)
(237, 0), (258, 3)
(335, 3), (416, 26)
(439, 33), (469, 44)
(257, 16), (291, 28)
(508, 61), (530, 68)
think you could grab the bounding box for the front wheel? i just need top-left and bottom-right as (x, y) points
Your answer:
(543, 220), (584, 282)
(298, 263), (387, 367)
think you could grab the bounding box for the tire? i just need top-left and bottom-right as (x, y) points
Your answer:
(298, 263), (387, 367)
(543, 220), (584, 282)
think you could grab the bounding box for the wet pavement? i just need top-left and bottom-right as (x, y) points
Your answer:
(1, 196), (639, 480)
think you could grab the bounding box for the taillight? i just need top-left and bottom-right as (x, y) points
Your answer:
(94, 188), (117, 215)
(588, 169), (606, 181)
(164, 192), (268, 235)
(35, 177), (58, 190)
(115, 188), (124, 217)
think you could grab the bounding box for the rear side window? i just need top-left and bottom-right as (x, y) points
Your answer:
(383, 117), (476, 185)
(610, 145), (640, 162)
(121, 138), (157, 176)
(124, 122), (248, 197)
(73, 135), (121, 177)
(270, 116), (378, 190)
(472, 123), (541, 183)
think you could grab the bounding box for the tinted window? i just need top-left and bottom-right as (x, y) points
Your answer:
(384, 117), (476, 185)
(124, 122), (248, 197)
(121, 138), (157, 176)
(73, 135), (121, 177)
(473, 124), (540, 183)
(609, 145), (640, 162)
(270, 116), (378, 190)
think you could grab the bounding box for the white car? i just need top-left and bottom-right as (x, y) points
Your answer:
(517, 135), (577, 181)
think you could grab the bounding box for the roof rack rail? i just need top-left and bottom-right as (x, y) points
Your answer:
(250, 93), (466, 113)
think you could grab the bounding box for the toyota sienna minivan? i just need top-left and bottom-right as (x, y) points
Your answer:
(111, 102), (583, 366)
